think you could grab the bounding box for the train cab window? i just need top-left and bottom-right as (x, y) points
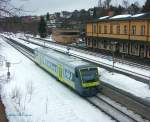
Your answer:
(80, 68), (98, 82)
(141, 25), (145, 36)
(131, 25), (136, 35)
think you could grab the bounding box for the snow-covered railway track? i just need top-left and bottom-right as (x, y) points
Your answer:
(3, 38), (34, 61)
(20, 37), (150, 84)
(30, 36), (150, 71)
(87, 95), (138, 122)
(3, 36), (150, 121)
(101, 82), (150, 121)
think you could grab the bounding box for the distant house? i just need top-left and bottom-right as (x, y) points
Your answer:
(60, 11), (72, 19)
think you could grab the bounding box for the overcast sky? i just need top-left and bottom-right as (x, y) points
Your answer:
(11, 0), (146, 16)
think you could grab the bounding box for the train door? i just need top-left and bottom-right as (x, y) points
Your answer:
(58, 64), (63, 81)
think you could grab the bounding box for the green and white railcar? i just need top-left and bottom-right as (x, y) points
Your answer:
(34, 47), (100, 96)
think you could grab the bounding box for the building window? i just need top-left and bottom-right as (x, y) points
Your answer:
(131, 43), (138, 54)
(110, 25), (113, 34)
(93, 40), (97, 46)
(104, 25), (107, 34)
(124, 25), (127, 34)
(116, 25), (120, 34)
(93, 24), (97, 33)
(122, 43), (128, 52)
(104, 41), (107, 48)
(148, 47), (150, 57)
(141, 25), (145, 35)
(99, 25), (101, 34)
(131, 25), (136, 35)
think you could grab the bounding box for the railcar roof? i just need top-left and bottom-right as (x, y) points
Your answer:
(35, 48), (91, 68)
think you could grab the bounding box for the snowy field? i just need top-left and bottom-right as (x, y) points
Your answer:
(0, 37), (114, 122)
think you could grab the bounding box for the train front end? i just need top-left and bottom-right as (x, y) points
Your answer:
(76, 66), (100, 97)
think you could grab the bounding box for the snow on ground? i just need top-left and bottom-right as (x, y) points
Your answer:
(24, 36), (150, 78)
(9, 34), (150, 100)
(98, 68), (150, 100)
(2, 33), (150, 100)
(0, 37), (114, 122)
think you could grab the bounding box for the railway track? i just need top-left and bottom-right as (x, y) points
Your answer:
(29, 36), (150, 71)
(19, 37), (150, 84)
(3, 36), (150, 122)
(87, 95), (138, 122)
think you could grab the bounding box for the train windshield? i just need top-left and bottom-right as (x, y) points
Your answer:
(80, 68), (98, 82)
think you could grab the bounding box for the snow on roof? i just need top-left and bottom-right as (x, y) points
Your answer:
(99, 16), (109, 20)
(131, 13), (145, 17)
(110, 14), (131, 19)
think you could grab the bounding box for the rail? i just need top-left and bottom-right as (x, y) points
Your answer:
(3, 36), (150, 121)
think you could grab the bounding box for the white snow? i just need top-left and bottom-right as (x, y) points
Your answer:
(13, 34), (150, 99)
(0, 37), (114, 122)
(23, 37), (150, 80)
(99, 16), (109, 20)
(1, 33), (150, 122)
(132, 13), (145, 17)
(99, 68), (150, 99)
(110, 14), (131, 19)
(1, 34), (39, 49)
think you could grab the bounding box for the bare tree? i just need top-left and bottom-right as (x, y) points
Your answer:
(26, 81), (34, 102)
(0, 0), (25, 17)
(98, 0), (102, 7)
(11, 86), (22, 106)
(106, 0), (111, 8)
(122, 0), (129, 9)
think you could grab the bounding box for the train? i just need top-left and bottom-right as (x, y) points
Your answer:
(86, 13), (150, 59)
(34, 47), (100, 97)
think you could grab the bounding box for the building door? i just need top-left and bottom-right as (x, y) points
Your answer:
(139, 44), (145, 58)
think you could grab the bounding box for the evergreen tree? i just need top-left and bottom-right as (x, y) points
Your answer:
(38, 16), (47, 38)
(46, 12), (50, 21)
(142, 0), (150, 12)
